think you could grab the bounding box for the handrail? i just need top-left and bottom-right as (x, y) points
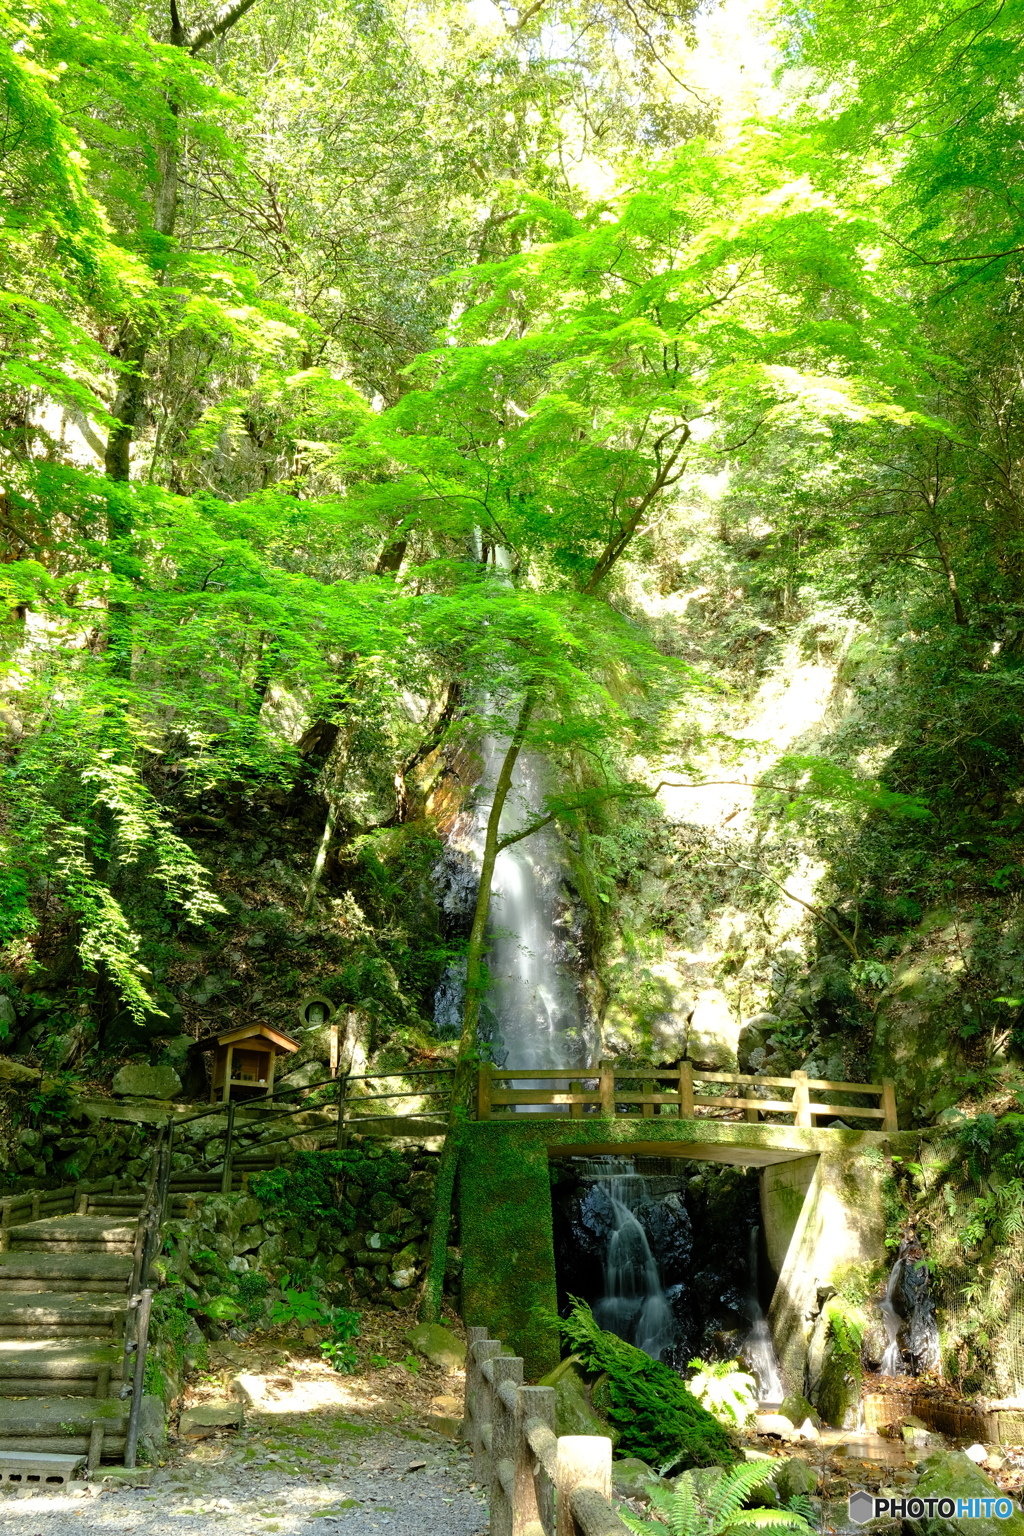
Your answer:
(476, 1061), (898, 1130)
(122, 1125), (172, 1468)
(464, 1326), (629, 1536)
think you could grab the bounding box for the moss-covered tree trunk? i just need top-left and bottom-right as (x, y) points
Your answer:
(419, 687), (535, 1323)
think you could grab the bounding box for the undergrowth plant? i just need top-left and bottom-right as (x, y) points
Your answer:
(558, 1300), (737, 1470)
(620, 1460), (817, 1536)
(685, 1359), (758, 1428)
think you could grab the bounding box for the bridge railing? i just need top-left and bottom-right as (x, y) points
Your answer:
(464, 1325), (630, 1536)
(476, 1062), (897, 1130)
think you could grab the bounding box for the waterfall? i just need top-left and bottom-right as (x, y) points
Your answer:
(432, 673), (591, 1070)
(879, 1261), (903, 1376)
(878, 1237), (941, 1378)
(472, 734), (587, 1070)
(583, 1158), (676, 1361)
(740, 1228), (784, 1404)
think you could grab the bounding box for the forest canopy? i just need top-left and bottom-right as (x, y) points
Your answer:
(3, 0), (1024, 1049)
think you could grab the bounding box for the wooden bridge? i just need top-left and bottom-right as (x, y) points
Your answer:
(476, 1062), (898, 1130)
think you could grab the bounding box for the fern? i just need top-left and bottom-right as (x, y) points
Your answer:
(620, 1461), (816, 1536)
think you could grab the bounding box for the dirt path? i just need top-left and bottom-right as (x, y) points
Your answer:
(0, 1308), (489, 1536)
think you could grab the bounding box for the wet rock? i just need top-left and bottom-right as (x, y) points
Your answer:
(754, 1413), (796, 1440)
(906, 1451), (1024, 1536)
(780, 1393), (820, 1430)
(775, 1457), (818, 1501)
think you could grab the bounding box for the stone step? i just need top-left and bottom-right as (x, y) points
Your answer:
(0, 1435), (126, 1457)
(6, 1217), (136, 1254)
(0, 1252), (131, 1292)
(0, 1396), (128, 1437)
(0, 1342), (122, 1387)
(0, 1293), (125, 1338)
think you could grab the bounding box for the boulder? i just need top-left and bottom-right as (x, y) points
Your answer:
(754, 1413), (796, 1440)
(404, 1321), (465, 1370)
(0, 994), (16, 1033)
(0, 1056), (39, 1085)
(538, 1357), (612, 1440)
(775, 1457), (819, 1502)
(686, 989), (740, 1070)
(906, 1451), (1024, 1536)
(780, 1393), (821, 1430)
(113, 1063), (182, 1099)
(612, 1457), (664, 1500)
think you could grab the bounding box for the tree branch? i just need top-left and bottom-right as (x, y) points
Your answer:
(188, 0), (261, 53)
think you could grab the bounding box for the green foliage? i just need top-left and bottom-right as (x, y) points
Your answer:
(250, 1148), (406, 1239)
(684, 1359), (759, 1429)
(269, 1288), (330, 1330)
(621, 1460), (816, 1536)
(321, 1309), (362, 1374)
(558, 1300), (737, 1472)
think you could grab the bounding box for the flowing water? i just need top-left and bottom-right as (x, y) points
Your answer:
(878, 1238), (941, 1377)
(581, 1158), (676, 1361)
(740, 1228), (784, 1403)
(432, 698), (591, 1070)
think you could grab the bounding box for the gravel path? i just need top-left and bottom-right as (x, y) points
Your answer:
(0, 1421), (489, 1536)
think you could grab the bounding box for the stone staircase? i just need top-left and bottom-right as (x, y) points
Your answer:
(0, 1153), (288, 1469)
(0, 1214), (136, 1466)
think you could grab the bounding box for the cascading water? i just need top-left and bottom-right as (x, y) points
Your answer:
(740, 1228), (784, 1404)
(583, 1158), (676, 1361)
(878, 1236), (941, 1378)
(556, 1155), (784, 1387)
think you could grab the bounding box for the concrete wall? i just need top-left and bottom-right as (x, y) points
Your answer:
(767, 1149), (888, 1393)
(760, 1156), (818, 1277)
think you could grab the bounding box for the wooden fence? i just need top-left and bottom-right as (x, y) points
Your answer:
(477, 1062), (898, 1130)
(464, 1326), (630, 1536)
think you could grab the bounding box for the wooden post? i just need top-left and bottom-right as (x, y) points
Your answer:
(330, 1021), (340, 1078)
(556, 1436), (612, 1536)
(792, 1070), (811, 1128)
(491, 1354), (524, 1536)
(222, 1044), (234, 1104)
(87, 1421), (104, 1471)
(336, 1072), (349, 1149)
(464, 1325), (488, 1441)
(469, 1337), (501, 1473)
(569, 1082), (583, 1120)
(265, 1046), (277, 1098)
(599, 1061), (614, 1118)
(745, 1080), (759, 1125)
(881, 1077), (898, 1133)
(123, 1287), (153, 1469)
(478, 1066), (492, 1121)
(518, 1384), (556, 1536)
(679, 1060), (694, 1119)
(221, 1100), (235, 1195)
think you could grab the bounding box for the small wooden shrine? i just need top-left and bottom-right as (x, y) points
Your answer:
(192, 1022), (299, 1103)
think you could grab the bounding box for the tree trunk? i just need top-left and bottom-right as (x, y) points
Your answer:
(419, 687), (535, 1323)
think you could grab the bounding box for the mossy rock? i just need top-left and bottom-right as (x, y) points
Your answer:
(612, 1457), (665, 1500)
(780, 1393), (821, 1430)
(405, 1322), (464, 1370)
(907, 1452), (1024, 1536)
(538, 1357), (615, 1440)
